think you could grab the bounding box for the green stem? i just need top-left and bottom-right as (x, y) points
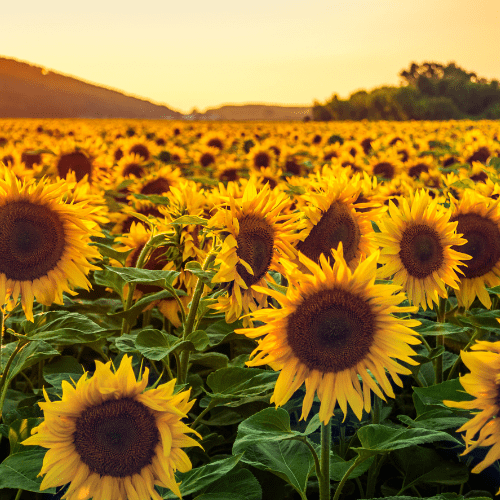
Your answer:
(434, 295), (447, 384)
(178, 251), (217, 385)
(142, 309), (152, 328)
(319, 420), (332, 500)
(446, 327), (482, 381)
(120, 233), (155, 336)
(14, 489), (23, 500)
(191, 400), (218, 430)
(333, 456), (369, 500)
(0, 340), (27, 421)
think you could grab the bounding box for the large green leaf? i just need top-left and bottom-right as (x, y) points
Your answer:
(413, 379), (474, 409)
(0, 448), (55, 493)
(392, 446), (468, 494)
(195, 468), (262, 500)
(23, 311), (110, 345)
(415, 319), (471, 336)
(160, 455), (242, 499)
(398, 409), (469, 431)
(236, 438), (314, 495)
(102, 265), (179, 287)
(2, 340), (59, 389)
(43, 356), (84, 389)
(352, 424), (461, 458)
(135, 329), (181, 361)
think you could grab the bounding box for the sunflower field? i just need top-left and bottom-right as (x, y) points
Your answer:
(1, 118), (500, 500)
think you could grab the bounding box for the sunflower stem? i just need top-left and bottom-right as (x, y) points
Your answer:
(178, 250), (217, 385)
(333, 455), (368, 500)
(435, 295), (448, 384)
(120, 231), (156, 336)
(14, 489), (23, 500)
(319, 419), (332, 500)
(446, 327), (482, 381)
(0, 340), (27, 421)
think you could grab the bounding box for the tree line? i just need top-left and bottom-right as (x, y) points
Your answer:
(312, 62), (500, 121)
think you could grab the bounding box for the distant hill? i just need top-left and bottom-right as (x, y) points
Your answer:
(195, 104), (312, 121)
(0, 57), (183, 119)
(0, 56), (312, 120)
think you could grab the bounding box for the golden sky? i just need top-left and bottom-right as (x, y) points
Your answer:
(3, 0), (500, 113)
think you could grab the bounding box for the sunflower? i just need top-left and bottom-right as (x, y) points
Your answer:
(450, 190), (500, 309)
(0, 172), (102, 321)
(236, 247), (421, 424)
(295, 172), (383, 271)
(208, 181), (304, 324)
(23, 355), (201, 499)
(376, 190), (471, 310)
(444, 340), (500, 491)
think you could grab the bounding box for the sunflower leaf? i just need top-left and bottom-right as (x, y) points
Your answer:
(42, 356), (85, 390)
(412, 379), (474, 408)
(196, 468), (262, 500)
(168, 215), (208, 226)
(109, 288), (186, 325)
(22, 311), (110, 345)
(185, 261), (216, 286)
(203, 367), (278, 407)
(352, 424), (462, 458)
(102, 265), (179, 287)
(160, 455), (243, 499)
(0, 448), (56, 493)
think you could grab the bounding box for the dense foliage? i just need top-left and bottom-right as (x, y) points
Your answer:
(313, 62), (500, 121)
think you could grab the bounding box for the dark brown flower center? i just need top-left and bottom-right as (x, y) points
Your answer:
(253, 152), (270, 169)
(0, 201), (66, 281)
(207, 138), (224, 150)
(297, 201), (361, 265)
(399, 224), (444, 278)
(57, 151), (92, 182)
(286, 288), (375, 372)
(236, 215), (275, 287)
(74, 398), (159, 478)
(140, 177), (170, 195)
(129, 144), (150, 161)
(200, 153), (215, 167)
(122, 163), (144, 178)
(21, 151), (42, 169)
(451, 213), (500, 278)
(373, 162), (395, 180)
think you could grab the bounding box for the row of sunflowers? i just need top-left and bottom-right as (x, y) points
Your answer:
(1, 118), (500, 499)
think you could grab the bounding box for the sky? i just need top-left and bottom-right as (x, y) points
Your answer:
(2, 0), (500, 114)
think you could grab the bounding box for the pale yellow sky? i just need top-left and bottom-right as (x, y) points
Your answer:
(3, 0), (500, 113)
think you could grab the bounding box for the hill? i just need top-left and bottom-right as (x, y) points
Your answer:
(196, 104), (312, 120)
(0, 57), (183, 119)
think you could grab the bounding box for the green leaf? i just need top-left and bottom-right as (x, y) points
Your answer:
(135, 329), (179, 361)
(204, 367), (278, 407)
(0, 448), (56, 493)
(204, 319), (243, 345)
(186, 330), (210, 351)
(2, 340), (59, 389)
(93, 266), (126, 296)
(457, 309), (500, 330)
(413, 379), (474, 408)
(196, 468), (262, 500)
(233, 408), (294, 453)
(185, 261), (216, 286)
(115, 332), (139, 353)
(189, 352), (229, 369)
(91, 243), (133, 266)
(109, 289), (186, 325)
(415, 319), (471, 336)
(23, 311), (110, 345)
(330, 454), (375, 481)
(43, 356), (84, 389)
(102, 265), (179, 288)
(398, 409), (469, 431)
(236, 438), (314, 495)
(392, 446), (468, 494)
(169, 215), (207, 226)
(352, 424), (461, 458)
(7, 418), (43, 455)
(160, 455), (242, 499)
